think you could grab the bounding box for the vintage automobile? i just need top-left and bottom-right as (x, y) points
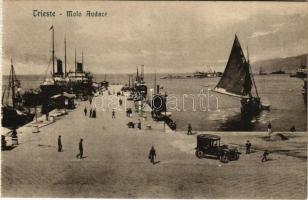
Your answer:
(195, 134), (240, 163)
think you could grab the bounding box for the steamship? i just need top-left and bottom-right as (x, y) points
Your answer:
(40, 25), (94, 103)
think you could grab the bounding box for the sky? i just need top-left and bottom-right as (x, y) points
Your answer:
(2, 1), (308, 75)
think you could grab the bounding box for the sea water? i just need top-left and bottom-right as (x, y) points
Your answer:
(2, 74), (306, 131)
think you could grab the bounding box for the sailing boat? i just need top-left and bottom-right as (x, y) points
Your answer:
(2, 60), (35, 129)
(213, 35), (269, 119)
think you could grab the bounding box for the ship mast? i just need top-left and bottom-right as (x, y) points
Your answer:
(128, 74), (131, 88)
(81, 51), (84, 81)
(51, 26), (55, 78)
(154, 71), (157, 95)
(64, 36), (67, 77)
(74, 48), (77, 76)
(10, 59), (16, 108)
(247, 46), (259, 98)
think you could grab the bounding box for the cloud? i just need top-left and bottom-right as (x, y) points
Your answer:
(2, 1), (307, 74)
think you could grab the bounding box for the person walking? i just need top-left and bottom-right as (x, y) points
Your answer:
(58, 135), (62, 152)
(245, 140), (251, 154)
(187, 123), (192, 135)
(119, 99), (123, 106)
(137, 119), (141, 130)
(2, 135), (7, 151)
(76, 139), (84, 159)
(89, 109), (93, 118)
(92, 109), (96, 118)
(112, 109), (116, 119)
(148, 146), (156, 164)
(267, 121), (272, 135)
(84, 107), (87, 116)
(261, 150), (269, 162)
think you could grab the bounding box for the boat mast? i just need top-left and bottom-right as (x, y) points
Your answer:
(247, 46), (259, 98)
(154, 71), (157, 95)
(82, 51), (84, 81)
(10, 59), (16, 108)
(64, 36), (67, 77)
(74, 48), (77, 76)
(128, 74), (131, 88)
(51, 26), (55, 78)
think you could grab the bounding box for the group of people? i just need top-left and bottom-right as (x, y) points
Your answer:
(245, 140), (270, 162)
(84, 107), (96, 118)
(58, 135), (156, 163)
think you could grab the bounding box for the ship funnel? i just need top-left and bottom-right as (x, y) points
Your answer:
(56, 59), (63, 75)
(76, 62), (83, 73)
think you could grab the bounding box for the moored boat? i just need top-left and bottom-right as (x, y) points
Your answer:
(2, 60), (35, 129)
(213, 35), (270, 120)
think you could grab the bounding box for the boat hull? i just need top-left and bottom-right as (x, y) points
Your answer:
(2, 106), (35, 129)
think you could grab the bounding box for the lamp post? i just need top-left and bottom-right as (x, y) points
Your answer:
(164, 91), (167, 131)
(150, 88), (153, 109)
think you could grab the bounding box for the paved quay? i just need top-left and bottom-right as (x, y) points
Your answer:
(1, 85), (307, 198)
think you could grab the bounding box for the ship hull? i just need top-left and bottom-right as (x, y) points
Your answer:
(2, 106), (35, 129)
(240, 98), (262, 120)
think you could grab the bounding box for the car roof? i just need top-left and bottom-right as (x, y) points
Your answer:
(197, 134), (221, 140)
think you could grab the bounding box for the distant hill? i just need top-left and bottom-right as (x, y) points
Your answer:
(251, 54), (307, 74)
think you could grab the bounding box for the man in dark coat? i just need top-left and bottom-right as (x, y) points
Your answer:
(84, 107), (87, 116)
(112, 109), (116, 119)
(137, 119), (141, 130)
(148, 146), (156, 164)
(92, 109), (96, 118)
(267, 121), (272, 135)
(245, 140), (251, 154)
(76, 139), (83, 159)
(262, 150), (269, 162)
(89, 109), (93, 118)
(58, 135), (62, 152)
(187, 123), (192, 135)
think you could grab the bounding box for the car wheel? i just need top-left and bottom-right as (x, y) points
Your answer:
(195, 150), (204, 159)
(220, 153), (229, 163)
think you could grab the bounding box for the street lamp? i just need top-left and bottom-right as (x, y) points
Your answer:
(164, 91), (167, 131)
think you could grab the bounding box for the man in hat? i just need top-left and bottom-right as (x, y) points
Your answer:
(245, 140), (251, 154)
(76, 139), (84, 159)
(58, 135), (62, 152)
(148, 146), (156, 164)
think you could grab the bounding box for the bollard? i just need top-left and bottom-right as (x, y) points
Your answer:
(32, 125), (40, 133)
(50, 116), (56, 122)
(12, 137), (19, 145)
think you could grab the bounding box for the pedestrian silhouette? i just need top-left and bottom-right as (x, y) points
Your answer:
(187, 123), (192, 135)
(245, 140), (251, 154)
(2, 135), (7, 150)
(89, 109), (93, 118)
(58, 135), (62, 152)
(76, 139), (84, 159)
(112, 109), (116, 119)
(267, 121), (272, 135)
(84, 107), (87, 116)
(262, 150), (269, 162)
(92, 109), (96, 118)
(148, 146), (156, 164)
(137, 119), (141, 130)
